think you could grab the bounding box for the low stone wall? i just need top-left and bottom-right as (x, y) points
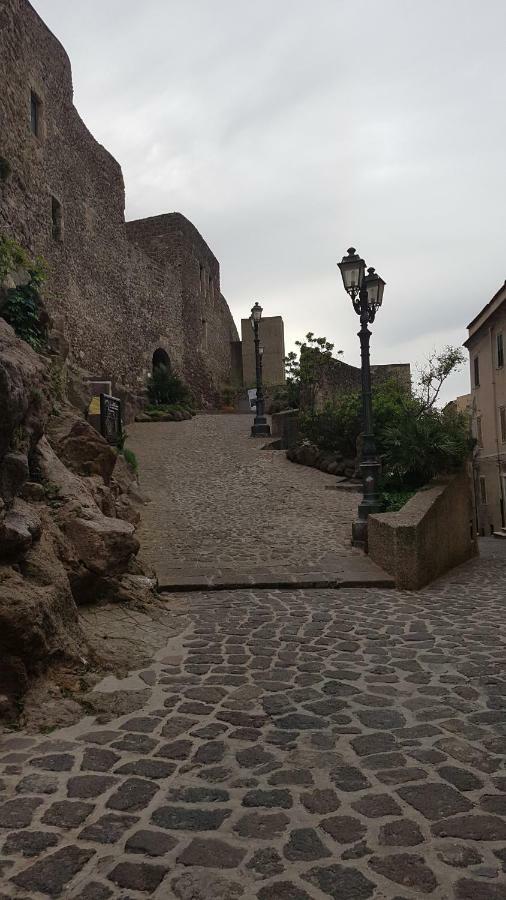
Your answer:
(368, 469), (477, 590)
(271, 409), (299, 449)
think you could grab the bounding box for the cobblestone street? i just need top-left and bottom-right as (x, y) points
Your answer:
(1, 416), (505, 898)
(127, 416), (361, 577)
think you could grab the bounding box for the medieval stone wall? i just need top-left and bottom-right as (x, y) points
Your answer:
(126, 215), (239, 401)
(300, 354), (411, 412)
(0, 0), (239, 407)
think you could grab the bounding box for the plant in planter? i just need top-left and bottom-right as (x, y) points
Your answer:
(220, 384), (236, 412)
(293, 345), (473, 511)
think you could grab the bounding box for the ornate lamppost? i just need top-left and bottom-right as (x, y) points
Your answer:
(338, 248), (386, 549)
(250, 302), (271, 437)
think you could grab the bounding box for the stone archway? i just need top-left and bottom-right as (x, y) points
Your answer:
(152, 348), (171, 373)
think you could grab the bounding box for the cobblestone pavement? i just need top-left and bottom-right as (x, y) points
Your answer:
(126, 415), (361, 577)
(1, 548), (505, 898)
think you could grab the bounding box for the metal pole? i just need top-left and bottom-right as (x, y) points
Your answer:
(251, 322), (270, 437)
(352, 285), (382, 549)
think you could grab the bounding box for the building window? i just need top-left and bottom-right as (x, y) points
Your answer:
(30, 91), (41, 136)
(479, 477), (487, 504)
(474, 356), (480, 387)
(476, 416), (483, 447)
(497, 334), (504, 368)
(500, 407), (506, 443)
(51, 196), (63, 241)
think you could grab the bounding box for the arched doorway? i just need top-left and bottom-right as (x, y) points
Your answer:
(152, 348), (171, 373)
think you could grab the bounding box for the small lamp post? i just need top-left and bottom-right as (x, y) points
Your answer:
(338, 248), (386, 549)
(250, 302), (271, 437)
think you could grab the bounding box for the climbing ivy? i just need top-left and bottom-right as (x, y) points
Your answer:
(0, 235), (47, 351)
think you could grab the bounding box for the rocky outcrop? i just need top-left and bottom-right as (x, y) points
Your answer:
(287, 441), (358, 479)
(0, 318), (49, 463)
(0, 317), (152, 716)
(48, 414), (118, 483)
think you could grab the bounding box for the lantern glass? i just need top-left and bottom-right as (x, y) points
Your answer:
(364, 267), (386, 310)
(251, 302), (263, 324)
(338, 247), (365, 294)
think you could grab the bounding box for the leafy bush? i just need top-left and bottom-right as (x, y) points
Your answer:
(380, 403), (473, 490)
(220, 384), (236, 407)
(0, 237), (47, 350)
(147, 365), (193, 407)
(0, 235), (29, 282)
(285, 333), (343, 414)
(298, 347), (473, 495)
(380, 489), (417, 512)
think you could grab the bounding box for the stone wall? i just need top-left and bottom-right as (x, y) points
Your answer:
(306, 356), (411, 412)
(0, 0), (239, 408)
(368, 469), (477, 590)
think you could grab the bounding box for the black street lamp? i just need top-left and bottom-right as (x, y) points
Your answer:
(338, 247), (386, 549)
(250, 301), (271, 438)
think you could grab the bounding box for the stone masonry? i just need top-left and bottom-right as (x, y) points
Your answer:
(0, 0), (240, 406)
(0, 552), (505, 898)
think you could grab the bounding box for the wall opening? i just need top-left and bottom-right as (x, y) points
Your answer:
(51, 196), (63, 241)
(30, 90), (42, 137)
(152, 348), (171, 373)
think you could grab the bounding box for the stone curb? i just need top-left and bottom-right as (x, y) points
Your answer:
(157, 571), (396, 593)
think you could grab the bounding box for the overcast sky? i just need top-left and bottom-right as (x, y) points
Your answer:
(34, 0), (506, 401)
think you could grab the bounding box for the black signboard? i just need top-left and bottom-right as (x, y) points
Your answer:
(100, 394), (122, 445)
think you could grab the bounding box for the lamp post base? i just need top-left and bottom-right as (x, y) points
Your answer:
(251, 418), (271, 437)
(351, 499), (383, 550)
(351, 518), (368, 550)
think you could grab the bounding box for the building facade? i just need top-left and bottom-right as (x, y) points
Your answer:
(465, 280), (506, 535)
(240, 316), (286, 387)
(0, 0), (240, 409)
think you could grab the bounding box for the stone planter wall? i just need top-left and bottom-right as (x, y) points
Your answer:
(271, 409), (300, 449)
(368, 468), (477, 590)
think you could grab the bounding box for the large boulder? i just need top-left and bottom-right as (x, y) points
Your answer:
(0, 497), (42, 560)
(35, 437), (140, 597)
(0, 516), (85, 713)
(47, 412), (117, 484)
(64, 511), (139, 576)
(0, 450), (29, 502)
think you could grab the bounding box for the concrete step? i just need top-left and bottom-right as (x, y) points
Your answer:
(492, 529), (506, 539)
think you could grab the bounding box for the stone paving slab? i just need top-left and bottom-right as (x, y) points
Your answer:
(157, 557), (395, 592)
(1, 552), (505, 899)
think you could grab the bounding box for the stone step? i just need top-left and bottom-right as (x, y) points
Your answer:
(157, 558), (395, 593)
(492, 529), (506, 539)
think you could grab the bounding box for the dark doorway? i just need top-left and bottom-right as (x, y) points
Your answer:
(152, 348), (171, 373)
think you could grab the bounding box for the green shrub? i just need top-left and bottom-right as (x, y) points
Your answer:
(299, 372), (473, 493)
(0, 237), (47, 351)
(121, 447), (138, 473)
(380, 489), (416, 512)
(220, 384), (236, 406)
(147, 365), (192, 407)
(0, 235), (29, 282)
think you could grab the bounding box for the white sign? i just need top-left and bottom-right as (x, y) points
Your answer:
(247, 388), (257, 409)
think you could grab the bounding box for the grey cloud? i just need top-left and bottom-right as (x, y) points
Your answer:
(34, 0), (506, 401)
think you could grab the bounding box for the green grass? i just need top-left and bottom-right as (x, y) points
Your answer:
(121, 447), (138, 473)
